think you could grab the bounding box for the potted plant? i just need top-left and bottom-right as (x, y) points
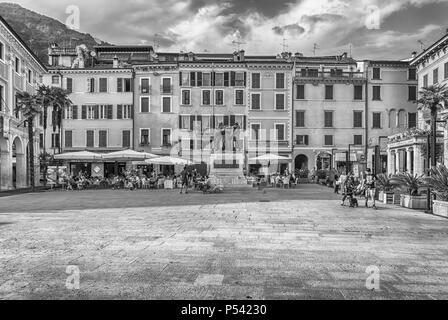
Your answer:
(391, 173), (427, 210)
(295, 169), (310, 184)
(424, 165), (448, 218)
(376, 173), (396, 204)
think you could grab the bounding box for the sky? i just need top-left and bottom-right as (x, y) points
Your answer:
(3, 0), (448, 59)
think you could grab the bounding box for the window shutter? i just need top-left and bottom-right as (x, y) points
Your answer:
(94, 105), (99, 119)
(230, 71), (236, 86)
(179, 72), (182, 86)
(81, 105), (87, 119)
(243, 116), (247, 130)
(224, 115), (230, 126)
(190, 115), (195, 130)
(230, 115), (235, 126)
(179, 115), (183, 129)
(305, 135), (309, 145)
(62, 107), (66, 120)
(211, 115), (216, 129)
(107, 105), (113, 119)
(117, 78), (123, 92)
(197, 115), (202, 132)
(130, 104), (134, 118)
(197, 72), (202, 87)
(190, 72), (196, 87)
(72, 105), (78, 119)
(211, 72), (215, 87)
(117, 104), (122, 119)
(224, 72), (230, 87)
(66, 78), (73, 93)
(87, 78), (91, 93)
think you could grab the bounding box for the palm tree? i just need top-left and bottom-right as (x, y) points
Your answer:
(15, 92), (41, 190)
(417, 83), (448, 168)
(390, 172), (424, 196)
(423, 164), (448, 202)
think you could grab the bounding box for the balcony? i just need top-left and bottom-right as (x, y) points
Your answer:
(248, 140), (290, 150)
(139, 85), (152, 95)
(295, 71), (366, 84)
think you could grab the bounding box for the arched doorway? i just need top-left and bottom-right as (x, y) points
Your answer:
(0, 137), (9, 189)
(295, 154), (309, 171)
(12, 137), (26, 189)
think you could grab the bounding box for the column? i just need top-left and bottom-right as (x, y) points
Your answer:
(406, 147), (413, 174)
(0, 146), (12, 190)
(414, 146), (425, 176)
(395, 149), (400, 174)
(387, 149), (394, 176)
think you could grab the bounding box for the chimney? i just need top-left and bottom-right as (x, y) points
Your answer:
(233, 51), (239, 62)
(238, 50), (245, 61)
(113, 55), (119, 68)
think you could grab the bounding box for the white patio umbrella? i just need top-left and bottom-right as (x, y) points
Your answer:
(102, 149), (157, 161)
(54, 151), (102, 161)
(249, 154), (291, 162)
(145, 156), (194, 166)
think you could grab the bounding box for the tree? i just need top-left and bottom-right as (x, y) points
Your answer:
(15, 92), (41, 190)
(417, 83), (448, 168)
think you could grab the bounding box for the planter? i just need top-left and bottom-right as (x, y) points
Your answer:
(296, 178), (309, 184)
(433, 200), (448, 218)
(400, 194), (428, 210)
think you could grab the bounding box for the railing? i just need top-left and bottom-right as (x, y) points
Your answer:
(296, 71), (365, 80)
(160, 85), (173, 94)
(139, 85), (152, 95)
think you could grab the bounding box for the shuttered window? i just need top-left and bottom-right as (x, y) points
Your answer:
(275, 93), (285, 110)
(66, 78), (73, 93)
(65, 130), (72, 148)
(275, 124), (285, 141)
(296, 85), (305, 99)
(276, 73), (285, 89)
(99, 78), (108, 92)
(252, 73), (260, 89)
(372, 86), (381, 100)
(296, 135), (309, 146)
(235, 90), (244, 105)
(324, 135), (333, 146)
(162, 97), (171, 113)
(325, 85), (333, 100)
(372, 67), (381, 79)
(251, 93), (261, 110)
(353, 111), (363, 128)
(215, 90), (224, 105)
(373, 112), (381, 129)
(141, 79), (150, 93)
(141, 129), (150, 145)
(99, 130), (107, 147)
(181, 90), (191, 105)
(296, 111), (305, 127)
(408, 86), (417, 101)
(86, 130), (94, 147)
(354, 135), (363, 145)
(122, 130), (131, 148)
(202, 90), (211, 105)
(141, 97), (150, 112)
(354, 85), (363, 100)
(87, 78), (95, 93)
(324, 111), (333, 128)
(408, 112), (417, 129)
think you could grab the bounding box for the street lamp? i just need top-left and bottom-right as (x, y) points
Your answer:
(347, 144), (356, 174)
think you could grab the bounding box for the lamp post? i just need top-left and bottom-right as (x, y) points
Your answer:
(347, 144), (356, 174)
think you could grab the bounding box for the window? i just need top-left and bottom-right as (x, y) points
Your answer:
(353, 111), (363, 128)
(0, 42), (4, 61)
(296, 135), (309, 146)
(423, 74), (428, 88)
(181, 89), (191, 105)
(235, 90), (244, 105)
(181, 72), (190, 86)
(190, 72), (196, 86)
(87, 78), (95, 93)
(64, 106), (73, 120)
(122, 130), (131, 148)
(408, 68), (417, 80)
(86, 130), (94, 148)
(162, 96), (172, 113)
(82, 105), (97, 120)
(251, 124), (261, 140)
(354, 135), (363, 145)
(325, 85), (333, 100)
(252, 73), (260, 89)
(162, 129), (172, 147)
(117, 104), (133, 119)
(65, 131), (73, 148)
(140, 97), (150, 113)
(215, 73), (224, 86)
(161, 78), (172, 94)
(234, 72), (245, 87)
(140, 129), (150, 145)
(15, 57), (20, 73)
(99, 78), (108, 92)
(354, 85), (363, 100)
(251, 93), (261, 110)
(98, 130), (107, 147)
(372, 86), (381, 100)
(373, 112), (381, 129)
(51, 133), (60, 148)
(433, 68), (439, 85)
(52, 75), (59, 85)
(408, 86), (417, 101)
(99, 105), (113, 119)
(276, 73), (285, 89)
(27, 69), (32, 83)
(324, 111), (333, 128)
(372, 67), (380, 80)
(140, 78), (150, 93)
(179, 115), (192, 130)
(275, 93), (285, 110)
(408, 112), (417, 129)
(296, 111), (305, 127)
(215, 90), (224, 105)
(39, 133), (44, 149)
(445, 62), (448, 80)
(275, 124), (285, 141)
(324, 135), (333, 146)
(202, 90), (211, 105)
(117, 78), (132, 92)
(202, 73), (211, 86)
(66, 78), (73, 93)
(296, 85), (305, 99)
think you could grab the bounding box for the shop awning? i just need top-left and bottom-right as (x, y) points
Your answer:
(102, 149), (158, 161)
(54, 151), (102, 161)
(145, 156), (194, 166)
(335, 153), (358, 162)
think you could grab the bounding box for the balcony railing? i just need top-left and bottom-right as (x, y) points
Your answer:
(160, 85), (173, 94)
(296, 71), (365, 80)
(139, 85), (152, 95)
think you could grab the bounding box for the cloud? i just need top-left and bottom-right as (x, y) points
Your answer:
(272, 24), (306, 36)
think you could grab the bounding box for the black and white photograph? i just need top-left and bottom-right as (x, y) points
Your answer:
(0, 0), (448, 309)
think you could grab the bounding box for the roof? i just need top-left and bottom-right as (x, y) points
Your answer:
(94, 45), (154, 52)
(411, 32), (448, 66)
(0, 15), (47, 72)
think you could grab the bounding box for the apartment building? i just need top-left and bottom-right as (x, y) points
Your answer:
(387, 30), (448, 175)
(292, 53), (366, 174)
(43, 46), (135, 177)
(247, 53), (293, 174)
(0, 16), (46, 190)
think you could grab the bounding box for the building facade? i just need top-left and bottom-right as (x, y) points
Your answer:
(387, 31), (448, 176)
(0, 16), (46, 190)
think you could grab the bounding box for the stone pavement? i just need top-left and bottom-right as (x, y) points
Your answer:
(0, 185), (447, 300)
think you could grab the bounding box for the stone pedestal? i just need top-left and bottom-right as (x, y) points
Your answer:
(209, 153), (250, 189)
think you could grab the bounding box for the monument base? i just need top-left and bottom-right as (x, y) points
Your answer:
(209, 153), (251, 189)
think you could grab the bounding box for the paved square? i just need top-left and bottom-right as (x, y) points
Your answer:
(0, 185), (447, 300)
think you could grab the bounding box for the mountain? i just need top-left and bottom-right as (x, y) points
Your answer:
(0, 2), (111, 65)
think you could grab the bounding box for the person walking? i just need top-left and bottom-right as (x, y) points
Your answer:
(364, 168), (377, 209)
(180, 166), (190, 194)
